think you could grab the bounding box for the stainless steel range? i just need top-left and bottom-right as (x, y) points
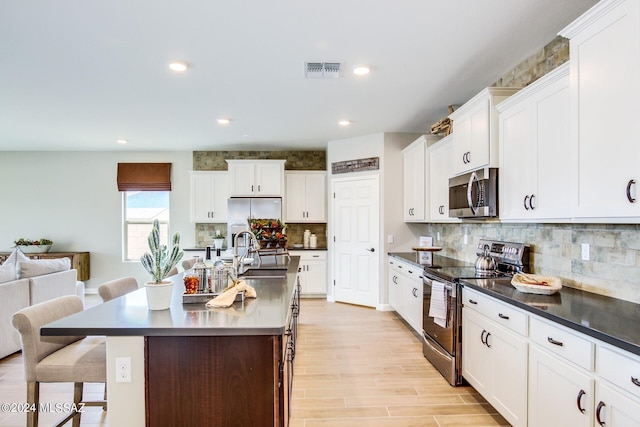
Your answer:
(422, 239), (529, 386)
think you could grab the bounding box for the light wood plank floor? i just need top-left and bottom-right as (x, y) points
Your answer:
(0, 296), (509, 426)
(290, 299), (509, 427)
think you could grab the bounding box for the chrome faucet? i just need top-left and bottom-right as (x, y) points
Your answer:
(233, 230), (257, 275)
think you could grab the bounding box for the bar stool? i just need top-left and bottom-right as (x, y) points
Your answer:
(97, 277), (138, 302)
(12, 295), (106, 427)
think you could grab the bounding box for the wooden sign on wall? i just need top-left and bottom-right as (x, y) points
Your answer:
(331, 157), (379, 174)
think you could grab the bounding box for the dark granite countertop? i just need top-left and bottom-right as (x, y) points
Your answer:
(461, 277), (640, 357)
(388, 251), (640, 357)
(42, 256), (300, 337)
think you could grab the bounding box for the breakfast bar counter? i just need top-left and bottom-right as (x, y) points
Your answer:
(41, 256), (301, 427)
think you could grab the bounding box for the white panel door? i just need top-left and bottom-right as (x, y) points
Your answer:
(332, 175), (380, 308)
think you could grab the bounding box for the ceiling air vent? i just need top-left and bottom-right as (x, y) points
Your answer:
(305, 62), (341, 78)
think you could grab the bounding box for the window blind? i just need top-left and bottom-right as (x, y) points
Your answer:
(117, 163), (172, 191)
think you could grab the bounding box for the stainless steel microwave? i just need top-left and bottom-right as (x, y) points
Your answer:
(448, 167), (498, 218)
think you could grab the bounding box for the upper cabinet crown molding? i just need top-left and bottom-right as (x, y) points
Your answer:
(559, 0), (626, 38)
(226, 159), (285, 197)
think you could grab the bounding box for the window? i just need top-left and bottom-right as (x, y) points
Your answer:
(123, 191), (170, 261)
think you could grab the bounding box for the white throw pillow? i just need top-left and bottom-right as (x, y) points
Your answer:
(0, 249), (29, 282)
(17, 257), (71, 279)
(0, 265), (15, 283)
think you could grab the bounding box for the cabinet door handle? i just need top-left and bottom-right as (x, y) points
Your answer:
(576, 389), (586, 414)
(485, 332), (492, 348)
(631, 376), (640, 387)
(524, 195), (530, 210)
(481, 330), (487, 345)
(547, 337), (564, 347)
(258, 185), (261, 192)
(468, 299), (478, 305)
(596, 401), (606, 426)
(498, 313), (509, 320)
(251, 185), (254, 192)
(529, 194), (536, 210)
(627, 179), (636, 203)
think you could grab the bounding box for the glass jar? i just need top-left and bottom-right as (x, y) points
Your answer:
(183, 274), (199, 294)
(192, 256), (208, 293)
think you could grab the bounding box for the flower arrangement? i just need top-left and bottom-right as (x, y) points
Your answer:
(14, 238), (53, 246)
(250, 218), (286, 248)
(140, 219), (184, 284)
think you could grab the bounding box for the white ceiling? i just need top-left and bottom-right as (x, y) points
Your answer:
(0, 0), (597, 152)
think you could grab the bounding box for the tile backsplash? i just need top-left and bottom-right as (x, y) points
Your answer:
(411, 222), (640, 304)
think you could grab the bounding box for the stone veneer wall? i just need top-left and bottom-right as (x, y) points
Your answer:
(419, 36), (640, 304)
(412, 223), (640, 304)
(193, 150), (326, 171)
(192, 150), (327, 247)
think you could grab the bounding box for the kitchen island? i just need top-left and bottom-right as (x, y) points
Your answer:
(42, 256), (300, 427)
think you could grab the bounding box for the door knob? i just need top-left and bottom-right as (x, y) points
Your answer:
(366, 248), (375, 252)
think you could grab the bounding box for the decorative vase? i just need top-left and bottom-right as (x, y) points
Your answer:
(213, 238), (225, 249)
(145, 281), (173, 310)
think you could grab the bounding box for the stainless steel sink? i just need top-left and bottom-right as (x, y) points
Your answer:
(239, 268), (287, 279)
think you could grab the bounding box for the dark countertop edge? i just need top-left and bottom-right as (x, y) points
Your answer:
(42, 326), (285, 337)
(41, 257), (300, 338)
(461, 281), (640, 357)
(388, 252), (423, 268)
(288, 247), (328, 251)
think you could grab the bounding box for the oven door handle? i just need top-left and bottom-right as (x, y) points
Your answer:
(424, 278), (453, 292)
(422, 332), (453, 360)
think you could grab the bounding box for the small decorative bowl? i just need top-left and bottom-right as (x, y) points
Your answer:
(511, 273), (562, 295)
(17, 244), (52, 254)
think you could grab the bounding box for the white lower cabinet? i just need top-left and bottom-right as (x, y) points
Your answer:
(595, 383), (640, 427)
(462, 289), (528, 427)
(528, 344), (594, 427)
(387, 258), (423, 335)
(289, 250), (326, 296)
(463, 286), (640, 427)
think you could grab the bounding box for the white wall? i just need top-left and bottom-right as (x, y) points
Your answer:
(0, 151), (194, 291)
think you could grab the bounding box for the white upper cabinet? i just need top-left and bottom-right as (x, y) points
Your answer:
(498, 63), (572, 221)
(285, 171), (327, 222)
(226, 160), (285, 197)
(560, 0), (640, 220)
(403, 136), (427, 222)
(449, 87), (519, 176)
(428, 135), (458, 222)
(189, 171), (228, 223)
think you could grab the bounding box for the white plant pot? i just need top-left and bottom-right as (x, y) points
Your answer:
(145, 281), (173, 310)
(213, 238), (225, 249)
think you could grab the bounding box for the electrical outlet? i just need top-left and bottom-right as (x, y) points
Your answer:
(115, 357), (131, 383)
(387, 235), (394, 244)
(464, 234), (468, 245)
(581, 243), (590, 261)
(436, 232), (441, 241)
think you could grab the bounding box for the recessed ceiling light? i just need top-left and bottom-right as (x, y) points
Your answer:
(353, 65), (371, 76)
(169, 61), (189, 72)
(338, 120), (351, 126)
(116, 139), (128, 144)
(217, 118), (231, 125)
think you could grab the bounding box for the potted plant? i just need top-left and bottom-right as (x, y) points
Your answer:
(213, 229), (225, 250)
(140, 219), (184, 310)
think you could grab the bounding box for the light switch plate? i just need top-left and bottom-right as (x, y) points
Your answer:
(581, 243), (590, 261)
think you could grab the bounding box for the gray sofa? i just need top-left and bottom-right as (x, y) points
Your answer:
(0, 252), (84, 359)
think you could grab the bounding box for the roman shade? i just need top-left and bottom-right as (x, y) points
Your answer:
(117, 163), (172, 191)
